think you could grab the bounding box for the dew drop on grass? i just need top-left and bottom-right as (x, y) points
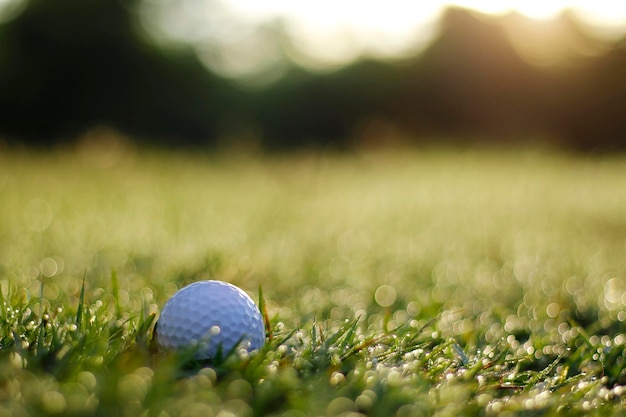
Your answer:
(9, 352), (23, 369)
(77, 372), (97, 391)
(199, 367), (217, 384)
(326, 397), (355, 415)
(117, 374), (148, 403)
(41, 390), (66, 414)
(329, 372), (345, 386)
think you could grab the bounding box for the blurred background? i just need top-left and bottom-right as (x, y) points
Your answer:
(0, 0), (625, 152)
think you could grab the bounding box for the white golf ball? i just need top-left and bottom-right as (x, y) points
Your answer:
(157, 280), (265, 359)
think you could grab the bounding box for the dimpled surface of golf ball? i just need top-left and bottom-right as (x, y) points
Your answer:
(157, 280), (265, 359)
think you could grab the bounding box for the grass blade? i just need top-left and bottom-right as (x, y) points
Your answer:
(452, 342), (470, 367)
(339, 319), (359, 356)
(76, 271), (87, 327)
(258, 284), (272, 341)
(324, 319), (355, 348)
(111, 269), (121, 317)
(39, 278), (45, 318)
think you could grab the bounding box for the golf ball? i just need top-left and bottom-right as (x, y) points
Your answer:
(157, 280), (265, 359)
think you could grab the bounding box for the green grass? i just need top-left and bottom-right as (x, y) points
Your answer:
(0, 146), (625, 416)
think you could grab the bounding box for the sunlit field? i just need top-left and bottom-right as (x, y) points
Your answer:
(1, 146), (625, 416)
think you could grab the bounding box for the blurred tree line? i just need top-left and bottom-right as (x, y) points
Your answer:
(1, 0), (625, 151)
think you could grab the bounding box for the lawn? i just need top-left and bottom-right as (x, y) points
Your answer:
(0, 146), (625, 416)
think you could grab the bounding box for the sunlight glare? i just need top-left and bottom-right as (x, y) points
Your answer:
(513, 1), (571, 20)
(142, 0), (626, 79)
(0, 0), (25, 23)
(222, 0), (626, 68)
(227, 0), (444, 30)
(227, 0), (626, 30)
(573, 1), (626, 30)
(225, 0), (445, 69)
(451, 0), (569, 19)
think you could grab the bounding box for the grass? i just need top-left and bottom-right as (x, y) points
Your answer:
(0, 145), (625, 416)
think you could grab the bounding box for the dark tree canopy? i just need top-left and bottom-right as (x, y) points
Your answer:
(0, 0), (233, 147)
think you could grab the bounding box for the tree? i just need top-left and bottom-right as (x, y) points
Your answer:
(0, 0), (228, 147)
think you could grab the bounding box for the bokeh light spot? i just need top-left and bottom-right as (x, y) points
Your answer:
(375, 285), (397, 307)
